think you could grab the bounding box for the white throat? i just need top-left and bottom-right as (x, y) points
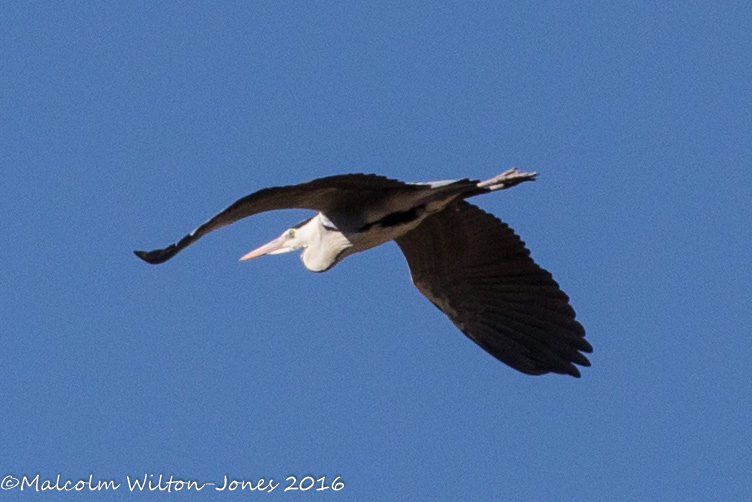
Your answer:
(299, 214), (353, 272)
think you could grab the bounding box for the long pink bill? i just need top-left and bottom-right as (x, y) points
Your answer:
(239, 234), (288, 261)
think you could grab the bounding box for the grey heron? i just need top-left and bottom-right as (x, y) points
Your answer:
(135, 169), (591, 377)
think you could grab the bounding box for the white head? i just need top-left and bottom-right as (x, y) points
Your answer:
(239, 214), (352, 272)
(239, 218), (314, 260)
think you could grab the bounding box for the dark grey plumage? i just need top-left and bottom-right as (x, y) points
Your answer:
(135, 170), (591, 377)
(396, 201), (590, 377)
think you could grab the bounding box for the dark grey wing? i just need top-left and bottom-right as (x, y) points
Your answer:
(135, 174), (415, 264)
(396, 201), (591, 377)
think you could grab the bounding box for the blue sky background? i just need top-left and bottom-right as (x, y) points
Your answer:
(2, 2), (750, 500)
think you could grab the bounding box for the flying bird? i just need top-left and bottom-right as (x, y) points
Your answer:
(135, 169), (591, 377)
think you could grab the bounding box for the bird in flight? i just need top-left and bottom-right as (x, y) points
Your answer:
(135, 169), (591, 377)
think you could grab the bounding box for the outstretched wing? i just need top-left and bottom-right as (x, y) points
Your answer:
(396, 201), (591, 377)
(135, 174), (416, 264)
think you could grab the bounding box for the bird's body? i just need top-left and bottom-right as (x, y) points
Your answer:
(136, 169), (592, 377)
(283, 177), (484, 271)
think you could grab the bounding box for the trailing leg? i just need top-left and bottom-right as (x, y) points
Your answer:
(477, 168), (538, 192)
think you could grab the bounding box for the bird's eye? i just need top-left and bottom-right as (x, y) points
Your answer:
(288, 229), (295, 238)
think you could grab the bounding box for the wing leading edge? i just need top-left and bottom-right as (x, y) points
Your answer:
(134, 174), (416, 264)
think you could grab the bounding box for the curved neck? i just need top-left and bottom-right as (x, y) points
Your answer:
(299, 214), (353, 272)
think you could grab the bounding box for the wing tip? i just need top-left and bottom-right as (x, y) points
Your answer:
(561, 343), (592, 378)
(133, 246), (177, 265)
(566, 364), (583, 378)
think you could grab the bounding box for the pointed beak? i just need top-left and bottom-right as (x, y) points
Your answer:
(239, 234), (289, 261)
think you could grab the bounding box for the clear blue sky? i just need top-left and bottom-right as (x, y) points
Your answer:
(2, 2), (750, 500)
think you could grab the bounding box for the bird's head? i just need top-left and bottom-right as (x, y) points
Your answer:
(239, 223), (310, 262)
(239, 214), (352, 272)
